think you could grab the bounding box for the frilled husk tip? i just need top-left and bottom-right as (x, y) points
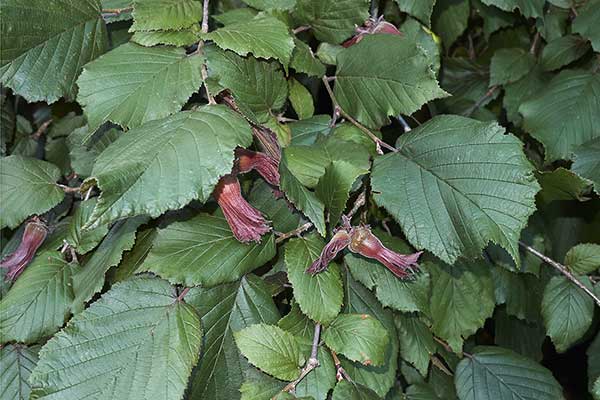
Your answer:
(306, 230), (351, 274)
(215, 175), (271, 243)
(236, 148), (280, 186)
(1, 217), (48, 281)
(306, 224), (422, 279)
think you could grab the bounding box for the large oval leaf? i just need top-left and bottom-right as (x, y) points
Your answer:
(371, 115), (540, 265)
(29, 276), (202, 400)
(0, 0), (107, 103)
(455, 346), (563, 400)
(86, 105), (253, 228)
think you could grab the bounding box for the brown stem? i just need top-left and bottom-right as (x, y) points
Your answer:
(275, 222), (313, 244)
(101, 6), (132, 15)
(331, 350), (352, 382)
(32, 119), (52, 140)
(57, 184), (82, 194)
(321, 76), (397, 154)
(196, 0), (215, 104)
(530, 31), (541, 56)
(519, 241), (600, 307)
(292, 25), (311, 34)
(177, 287), (190, 302)
(463, 85), (498, 117)
(278, 324), (321, 396)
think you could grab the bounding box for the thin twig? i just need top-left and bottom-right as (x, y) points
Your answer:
(275, 222), (313, 244)
(331, 350), (352, 382)
(346, 191), (366, 221)
(529, 31), (541, 56)
(57, 184), (81, 194)
(84, 186), (93, 201)
(431, 355), (453, 376)
(177, 287), (190, 302)
(196, 0), (215, 104)
(519, 241), (600, 307)
(322, 76), (397, 154)
(433, 336), (473, 359)
(101, 7), (132, 14)
(396, 115), (412, 133)
(292, 25), (311, 34)
(468, 34), (476, 60)
(279, 324), (321, 396)
(32, 119), (52, 140)
(463, 85), (498, 117)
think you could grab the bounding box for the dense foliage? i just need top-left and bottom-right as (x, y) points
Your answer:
(1, 0), (599, 399)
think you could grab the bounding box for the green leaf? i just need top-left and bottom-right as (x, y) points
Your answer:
(473, 0), (516, 40)
(455, 346), (563, 400)
(249, 180), (304, 233)
(279, 301), (316, 340)
(0, 252), (78, 344)
(242, 0), (296, 10)
(293, 0), (370, 44)
(77, 43), (203, 131)
(503, 65), (550, 126)
(143, 213), (276, 287)
(489, 48), (535, 86)
(480, 0), (544, 18)
(537, 167), (593, 203)
(323, 313), (389, 366)
(395, 313), (436, 376)
(519, 70), (600, 163)
(290, 38), (326, 78)
(490, 266), (541, 321)
(234, 324), (304, 381)
(131, 27), (200, 47)
(572, 0), (600, 52)
(64, 199), (109, 254)
(495, 308), (545, 362)
(111, 228), (157, 283)
(285, 235), (343, 324)
(589, 332), (600, 398)
(340, 268), (399, 397)
(207, 48), (288, 123)
(213, 8), (258, 26)
(203, 14), (294, 66)
(86, 105), (252, 228)
(29, 276), (202, 400)
(432, 0), (470, 49)
(0, 344), (39, 400)
(371, 115), (539, 265)
(396, 0), (436, 26)
(280, 151), (327, 236)
(541, 275), (594, 352)
(289, 115), (331, 146)
(345, 230), (430, 314)
(334, 34), (447, 129)
(565, 243), (600, 274)
(289, 78), (315, 120)
(572, 137), (600, 195)
(316, 161), (368, 227)
(186, 275), (280, 400)
(429, 260), (495, 352)
(541, 34), (590, 71)
(71, 216), (146, 312)
(131, 0), (202, 31)
(239, 368), (284, 400)
(331, 380), (381, 400)
(0, 155), (65, 229)
(0, 0), (107, 103)
(68, 126), (120, 178)
(401, 17), (441, 75)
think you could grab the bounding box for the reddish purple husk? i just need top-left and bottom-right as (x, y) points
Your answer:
(1, 217), (48, 281)
(215, 175), (271, 243)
